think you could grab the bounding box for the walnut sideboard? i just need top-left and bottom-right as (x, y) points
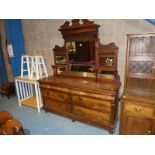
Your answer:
(39, 75), (120, 133)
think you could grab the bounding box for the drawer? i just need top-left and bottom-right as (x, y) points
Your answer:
(41, 88), (70, 102)
(73, 105), (110, 125)
(72, 95), (111, 112)
(124, 102), (155, 118)
(43, 97), (71, 113)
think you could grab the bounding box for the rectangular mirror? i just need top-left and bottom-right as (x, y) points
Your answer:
(99, 57), (114, 67)
(55, 55), (67, 65)
(67, 41), (95, 72)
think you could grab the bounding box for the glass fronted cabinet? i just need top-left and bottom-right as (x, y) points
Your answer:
(126, 34), (155, 79)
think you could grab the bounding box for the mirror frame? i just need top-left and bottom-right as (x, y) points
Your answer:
(53, 19), (119, 79)
(53, 19), (100, 77)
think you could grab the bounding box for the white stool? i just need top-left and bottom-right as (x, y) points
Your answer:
(21, 55), (48, 79)
(15, 77), (42, 113)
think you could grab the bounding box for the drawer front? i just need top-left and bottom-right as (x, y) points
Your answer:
(43, 97), (70, 113)
(73, 105), (110, 125)
(72, 95), (111, 112)
(41, 88), (69, 102)
(124, 102), (154, 118)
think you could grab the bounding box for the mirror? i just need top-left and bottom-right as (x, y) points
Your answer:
(66, 41), (95, 72)
(99, 57), (114, 67)
(55, 55), (67, 64)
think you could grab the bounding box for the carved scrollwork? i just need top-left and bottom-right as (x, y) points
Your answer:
(82, 19), (94, 25)
(60, 19), (96, 30)
(60, 21), (70, 29)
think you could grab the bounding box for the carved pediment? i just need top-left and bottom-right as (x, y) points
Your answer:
(97, 42), (118, 49)
(60, 19), (96, 29)
(59, 19), (100, 40)
(53, 45), (67, 53)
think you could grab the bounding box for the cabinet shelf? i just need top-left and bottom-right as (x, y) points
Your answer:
(127, 74), (155, 80)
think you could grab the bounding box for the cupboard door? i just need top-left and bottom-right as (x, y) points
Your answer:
(121, 115), (154, 135)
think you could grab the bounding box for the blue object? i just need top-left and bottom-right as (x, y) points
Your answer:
(146, 19), (155, 25)
(0, 35), (8, 85)
(5, 19), (25, 77)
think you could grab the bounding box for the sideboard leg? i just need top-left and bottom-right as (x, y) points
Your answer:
(109, 128), (115, 134)
(44, 108), (49, 113)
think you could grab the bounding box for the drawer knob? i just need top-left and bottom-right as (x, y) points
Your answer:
(123, 95), (126, 99)
(148, 130), (151, 134)
(135, 108), (141, 112)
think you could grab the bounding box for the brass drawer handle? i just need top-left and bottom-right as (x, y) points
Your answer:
(60, 94), (64, 99)
(76, 109), (83, 115)
(60, 104), (65, 109)
(99, 103), (104, 107)
(96, 115), (103, 121)
(78, 97), (83, 102)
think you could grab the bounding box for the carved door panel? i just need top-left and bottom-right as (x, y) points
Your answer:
(121, 114), (154, 135)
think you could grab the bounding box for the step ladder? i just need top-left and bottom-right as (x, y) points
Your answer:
(21, 55), (32, 78)
(21, 55), (48, 80)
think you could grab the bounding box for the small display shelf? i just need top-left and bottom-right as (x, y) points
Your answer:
(53, 45), (69, 76)
(95, 42), (118, 77)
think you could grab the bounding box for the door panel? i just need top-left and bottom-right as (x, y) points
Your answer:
(122, 115), (154, 135)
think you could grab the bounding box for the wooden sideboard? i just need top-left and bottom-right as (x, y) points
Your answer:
(40, 19), (121, 133)
(120, 33), (155, 135)
(39, 75), (120, 133)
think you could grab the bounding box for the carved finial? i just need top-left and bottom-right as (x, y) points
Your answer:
(109, 42), (117, 47)
(82, 19), (94, 25)
(71, 19), (80, 27)
(61, 21), (70, 29)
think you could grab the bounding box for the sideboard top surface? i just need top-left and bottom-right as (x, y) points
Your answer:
(39, 75), (120, 93)
(122, 91), (155, 106)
